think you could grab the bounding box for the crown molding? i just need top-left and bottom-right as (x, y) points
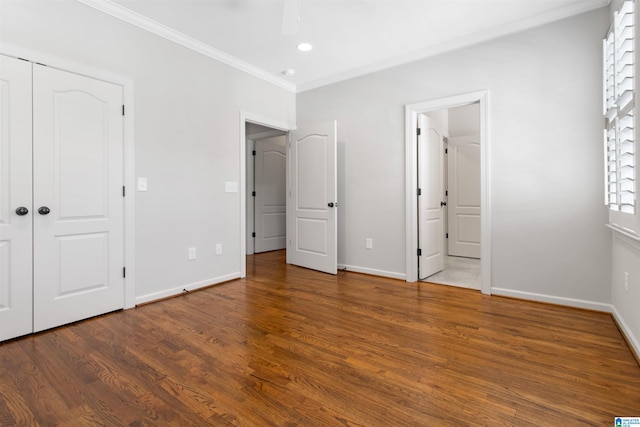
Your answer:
(297, 0), (610, 93)
(76, 0), (296, 93)
(77, 0), (608, 94)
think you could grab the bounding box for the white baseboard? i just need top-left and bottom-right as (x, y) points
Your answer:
(338, 264), (406, 280)
(490, 287), (612, 312)
(135, 272), (241, 305)
(611, 305), (640, 362)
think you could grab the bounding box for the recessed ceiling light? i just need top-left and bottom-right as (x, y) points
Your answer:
(282, 69), (296, 76)
(297, 43), (313, 52)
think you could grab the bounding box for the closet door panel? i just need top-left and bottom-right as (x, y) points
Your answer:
(0, 55), (33, 341)
(32, 64), (125, 332)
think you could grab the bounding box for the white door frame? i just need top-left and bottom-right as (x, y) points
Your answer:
(239, 111), (292, 278)
(405, 91), (491, 294)
(0, 42), (137, 309)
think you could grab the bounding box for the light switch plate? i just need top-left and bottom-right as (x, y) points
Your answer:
(137, 177), (148, 191)
(225, 181), (238, 193)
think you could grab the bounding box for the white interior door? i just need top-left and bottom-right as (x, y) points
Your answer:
(447, 135), (481, 258)
(0, 55), (34, 341)
(32, 64), (125, 332)
(287, 121), (337, 274)
(255, 135), (286, 253)
(418, 115), (446, 280)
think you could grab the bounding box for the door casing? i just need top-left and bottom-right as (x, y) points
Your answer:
(405, 91), (491, 294)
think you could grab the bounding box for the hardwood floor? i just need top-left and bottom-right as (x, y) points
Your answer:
(1, 250), (639, 426)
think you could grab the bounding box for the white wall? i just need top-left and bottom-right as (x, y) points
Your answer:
(449, 103), (480, 137)
(0, 1), (295, 303)
(297, 8), (612, 307)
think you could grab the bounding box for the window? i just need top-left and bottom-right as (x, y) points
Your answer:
(604, 0), (636, 215)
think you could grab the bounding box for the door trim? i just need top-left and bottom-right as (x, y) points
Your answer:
(1, 42), (137, 308)
(405, 91), (491, 295)
(239, 111), (292, 278)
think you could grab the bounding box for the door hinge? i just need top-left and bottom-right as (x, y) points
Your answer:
(123, 267), (126, 278)
(252, 150), (256, 156)
(446, 233), (449, 239)
(122, 186), (126, 197)
(417, 248), (422, 256)
(252, 232), (256, 237)
(252, 191), (256, 197)
(122, 105), (125, 116)
(445, 190), (448, 196)
(417, 188), (422, 196)
(417, 128), (421, 136)
(445, 148), (448, 154)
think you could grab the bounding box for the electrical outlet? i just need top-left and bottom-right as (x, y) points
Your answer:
(188, 247), (197, 260)
(624, 272), (629, 292)
(366, 238), (373, 250)
(216, 243), (223, 255)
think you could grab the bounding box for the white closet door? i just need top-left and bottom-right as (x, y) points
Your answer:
(32, 64), (125, 332)
(447, 136), (481, 259)
(0, 56), (33, 341)
(255, 136), (287, 253)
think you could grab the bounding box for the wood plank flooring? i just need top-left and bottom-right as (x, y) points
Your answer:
(1, 250), (639, 426)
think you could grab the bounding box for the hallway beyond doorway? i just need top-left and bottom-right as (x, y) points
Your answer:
(424, 255), (481, 290)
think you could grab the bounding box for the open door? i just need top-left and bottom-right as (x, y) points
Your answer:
(287, 121), (337, 274)
(418, 115), (446, 280)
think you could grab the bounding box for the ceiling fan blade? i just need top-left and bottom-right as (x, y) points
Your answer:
(281, 0), (299, 35)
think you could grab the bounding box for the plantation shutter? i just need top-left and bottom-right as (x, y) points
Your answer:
(604, 0), (636, 214)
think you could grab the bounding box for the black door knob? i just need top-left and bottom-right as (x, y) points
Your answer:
(38, 206), (51, 215)
(440, 201), (447, 207)
(15, 207), (29, 216)
(328, 202), (334, 208)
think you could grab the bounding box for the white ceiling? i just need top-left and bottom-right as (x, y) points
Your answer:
(92, 0), (608, 92)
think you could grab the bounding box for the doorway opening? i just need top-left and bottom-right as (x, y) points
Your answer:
(417, 104), (481, 290)
(245, 122), (287, 256)
(405, 91), (491, 294)
(239, 112), (291, 278)
(240, 115), (338, 277)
